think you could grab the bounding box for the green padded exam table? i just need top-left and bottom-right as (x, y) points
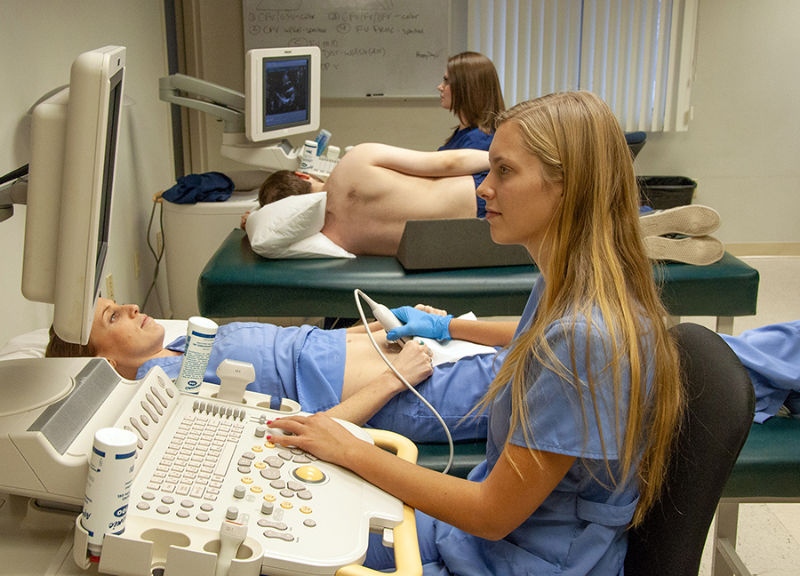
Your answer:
(199, 229), (759, 334)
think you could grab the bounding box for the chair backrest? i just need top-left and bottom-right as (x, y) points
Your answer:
(625, 131), (647, 158)
(624, 323), (755, 576)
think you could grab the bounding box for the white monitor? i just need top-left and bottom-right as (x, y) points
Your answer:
(245, 46), (320, 143)
(21, 46), (126, 345)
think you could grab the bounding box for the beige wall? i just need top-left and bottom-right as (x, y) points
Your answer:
(0, 0), (175, 347)
(634, 0), (800, 247)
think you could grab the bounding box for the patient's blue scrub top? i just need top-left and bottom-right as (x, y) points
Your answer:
(721, 320), (800, 422)
(369, 278), (649, 575)
(439, 126), (494, 218)
(138, 323), (345, 413)
(137, 322), (497, 443)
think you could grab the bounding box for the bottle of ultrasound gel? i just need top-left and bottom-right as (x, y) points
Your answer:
(299, 139), (318, 172)
(81, 428), (137, 556)
(174, 316), (218, 394)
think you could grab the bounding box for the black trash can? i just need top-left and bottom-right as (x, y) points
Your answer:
(638, 176), (696, 209)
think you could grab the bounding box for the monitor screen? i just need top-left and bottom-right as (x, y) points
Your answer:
(245, 47), (320, 143)
(94, 68), (123, 299)
(22, 46), (126, 345)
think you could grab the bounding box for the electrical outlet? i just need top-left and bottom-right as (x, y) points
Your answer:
(134, 250), (141, 279)
(105, 273), (115, 301)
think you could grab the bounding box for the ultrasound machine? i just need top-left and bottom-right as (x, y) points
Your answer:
(159, 46), (339, 178)
(0, 46), (420, 576)
(158, 46), (341, 319)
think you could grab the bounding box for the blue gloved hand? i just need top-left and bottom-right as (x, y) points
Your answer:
(386, 306), (453, 341)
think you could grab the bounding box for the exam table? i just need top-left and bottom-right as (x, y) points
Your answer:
(198, 229), (759, 334)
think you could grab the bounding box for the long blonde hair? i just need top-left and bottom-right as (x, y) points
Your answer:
(478, 92), (683, 526)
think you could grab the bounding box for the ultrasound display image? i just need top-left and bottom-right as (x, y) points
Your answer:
(264, 61), (309, 127)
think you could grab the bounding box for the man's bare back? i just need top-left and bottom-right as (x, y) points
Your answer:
(321, 144), (487, 255)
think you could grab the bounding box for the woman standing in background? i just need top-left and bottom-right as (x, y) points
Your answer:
(437, 51), (505, 152)
(437, 51), (505, 218)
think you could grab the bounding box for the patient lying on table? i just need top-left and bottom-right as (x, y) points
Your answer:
(44, 298), (500, 443)
(245, 143), (490, 256)
(244, 142), (726, 264)
(43, 298), (797, 439)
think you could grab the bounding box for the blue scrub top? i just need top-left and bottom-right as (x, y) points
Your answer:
(439, 126), (494, 153)
(721, 320), (800, 422)
(384, 278), (650, 576)
(138, 322), (346, 413)
(439, 126), (494, 218)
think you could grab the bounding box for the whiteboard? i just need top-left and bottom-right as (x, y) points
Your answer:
(243, 0), (450, 99)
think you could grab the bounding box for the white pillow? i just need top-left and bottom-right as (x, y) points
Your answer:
(246, 192), (355, 259)
(159, 319), (190, 346)
(271, 231), (355, 259)
(0, 328), (50, 360)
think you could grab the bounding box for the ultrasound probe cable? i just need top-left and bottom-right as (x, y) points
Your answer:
(353, 289), (454, 474)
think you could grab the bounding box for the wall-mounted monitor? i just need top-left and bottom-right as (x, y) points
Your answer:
(245, 46), (320, 143)
(22, 46), (126, 345)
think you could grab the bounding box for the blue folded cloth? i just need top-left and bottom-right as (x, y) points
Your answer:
(162, 172), (234, 204)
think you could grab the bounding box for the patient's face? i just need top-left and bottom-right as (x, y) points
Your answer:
(90, 298), (165, 365)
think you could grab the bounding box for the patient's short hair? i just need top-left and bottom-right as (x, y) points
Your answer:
(45, 325), (96, 358)
(258, 170), (312, 206)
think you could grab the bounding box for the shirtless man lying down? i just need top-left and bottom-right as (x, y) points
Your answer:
(245, 142), (724, 264)
(248, 143), (490, 256)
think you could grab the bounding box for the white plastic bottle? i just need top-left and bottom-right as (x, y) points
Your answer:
(326, 145), (341, 161)
(299, 139), (318, 172)
(174, 316), (218, 394)
(81, 428), (137, 556)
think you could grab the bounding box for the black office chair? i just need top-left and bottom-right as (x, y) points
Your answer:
(625, 131), (647, 159)
(625, 323), (755, 576)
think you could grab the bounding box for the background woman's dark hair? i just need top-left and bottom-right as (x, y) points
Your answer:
(45, 325), (96, 358)
(258, 170), (313, 206)
(446, 51), (505, 135)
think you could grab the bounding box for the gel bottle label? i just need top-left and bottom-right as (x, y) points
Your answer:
(175, 317), (218, 394)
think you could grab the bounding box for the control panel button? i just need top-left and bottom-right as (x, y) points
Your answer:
(263, 530), (294, 542)
(293, 466), (326, 484)
(260, 468), (281, 481)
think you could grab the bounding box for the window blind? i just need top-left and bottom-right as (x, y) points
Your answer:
(467, 0), (698, 131)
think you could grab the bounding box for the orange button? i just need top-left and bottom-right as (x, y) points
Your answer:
(293, 466), (325, 483)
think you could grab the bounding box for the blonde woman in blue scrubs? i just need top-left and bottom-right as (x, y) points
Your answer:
(270, 91), (685, 575)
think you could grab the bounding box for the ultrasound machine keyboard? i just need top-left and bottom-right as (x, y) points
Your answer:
(106, 367), (405, 576)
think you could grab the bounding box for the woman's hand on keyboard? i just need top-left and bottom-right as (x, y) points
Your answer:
(269, 413), (364, 467)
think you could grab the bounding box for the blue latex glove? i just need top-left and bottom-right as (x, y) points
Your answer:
(387, 306), (453, 341)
